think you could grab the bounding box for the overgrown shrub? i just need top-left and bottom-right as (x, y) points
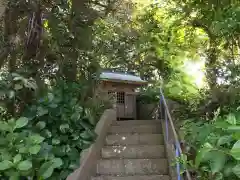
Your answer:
(180, 110), (240, 180)
(0, 117), (62, 179)
(0, 79), (110, 179)
(137, 87), (160, 104)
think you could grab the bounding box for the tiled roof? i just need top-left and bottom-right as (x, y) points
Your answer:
(100, 72), (147, 83)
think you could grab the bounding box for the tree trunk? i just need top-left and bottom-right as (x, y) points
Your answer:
(206, 38), (218, 89)
(0, 0), (6, 18)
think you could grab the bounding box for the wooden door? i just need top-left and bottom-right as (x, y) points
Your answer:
(116, 91), (125, 118)
(107, 91), (136, 119)
(124, 93), (136, 119)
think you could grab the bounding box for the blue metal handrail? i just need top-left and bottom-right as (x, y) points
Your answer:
(159, 88), (192, 180)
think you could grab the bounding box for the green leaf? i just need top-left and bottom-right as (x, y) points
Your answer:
(60, 124), (70, 133)
(169, 86), (181, 95)
(223, 162), (235, 177)
(9, 172), (20, 180)
(9, 176), (19, 180)
(37, 106), (48, 116)
(71, 112), (80, 121)
(29, 145), (41, 154)
(226, 113), (236, 125)
(43, 129), (52, 138)
(29, 134), (45, 144)
(19, 147), (28, 154)
(84, 108), (95, 125)
(233, 164), (240, 178)
(79, 121), (92, 130)
(69, 148), (79, 160)
(204, 142), (213, 149)
(214, 172), (223, 180)
(13, 154), (22, 164)
(233, 132), (240, 140)
(17, 160), (32, 171)
(1, 152), (12, 161)
(195, 145), (212, 168)
(12, 73), (23, 80)
(217, 135), (233, 146)
(227, 126), (240, 132)
(80, 131), (92, 140)
(38, 161), (54, 179)
(203, 151), (226, 174)
(215, 121), (230, 129)
(15, 117), (29, 129)
(14, 84), (23, 90)
(47, 93), (54, 102)
(0, 121), (11, 132)
(52, 146), (65, 156)
(210, 151), (226, 174)
(52, 158), (63, 168)
(24, 80), (37, 90)
(52, 138), (60, 145)
(81, 139), (92, 149)
(49, 103), (58, 108)
(36, 121), (46, 130)
(230, 140), (240, 160)
(0, 160), (13, 170)
(9, 91), (15, 99)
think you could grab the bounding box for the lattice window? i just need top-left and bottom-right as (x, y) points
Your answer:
(116, 92), (125, 104)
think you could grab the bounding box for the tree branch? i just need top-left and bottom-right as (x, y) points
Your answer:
(191, 19), (215, 40)
(92, 1), (108, 8)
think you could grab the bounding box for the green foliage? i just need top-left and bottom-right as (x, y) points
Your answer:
(0, 72), (38, 118)
(95, 3), (205, 109)
(0, 80), (109, 179)
(180, 111), (240, 179)
(0, 117), (49, 179)
(137, 86), (160, 104)
(164, 71), (201, 103)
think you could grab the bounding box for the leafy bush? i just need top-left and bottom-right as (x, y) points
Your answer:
(0, 80), (110, 179)
(164, 72), (201, 105)
(0, 72), (38, 117)
(0, 117), (63, 179)
(137, 87), (160, 104)
(180, 110), (240, 180)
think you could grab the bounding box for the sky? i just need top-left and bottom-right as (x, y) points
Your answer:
(184, 59), (205, 88)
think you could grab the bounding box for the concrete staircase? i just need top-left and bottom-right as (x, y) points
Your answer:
(92, 120), (170, 180)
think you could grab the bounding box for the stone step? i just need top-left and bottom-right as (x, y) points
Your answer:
(114, 120), (161, 126)
(102, 145), (165, 159)
(92, 175), (170, 180)
(105, 134), (164, 146)
(109, 124), (162, 134)
(96, 159), (169, 175)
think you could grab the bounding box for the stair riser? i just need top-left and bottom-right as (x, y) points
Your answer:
(92, 175), (170, 180)
(114, 120), (161, 126)
(97, 159), (168, 175)
(109, 125), (162, 134)
(105, 134), (164, 146)
(102, 145), (165, 159)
